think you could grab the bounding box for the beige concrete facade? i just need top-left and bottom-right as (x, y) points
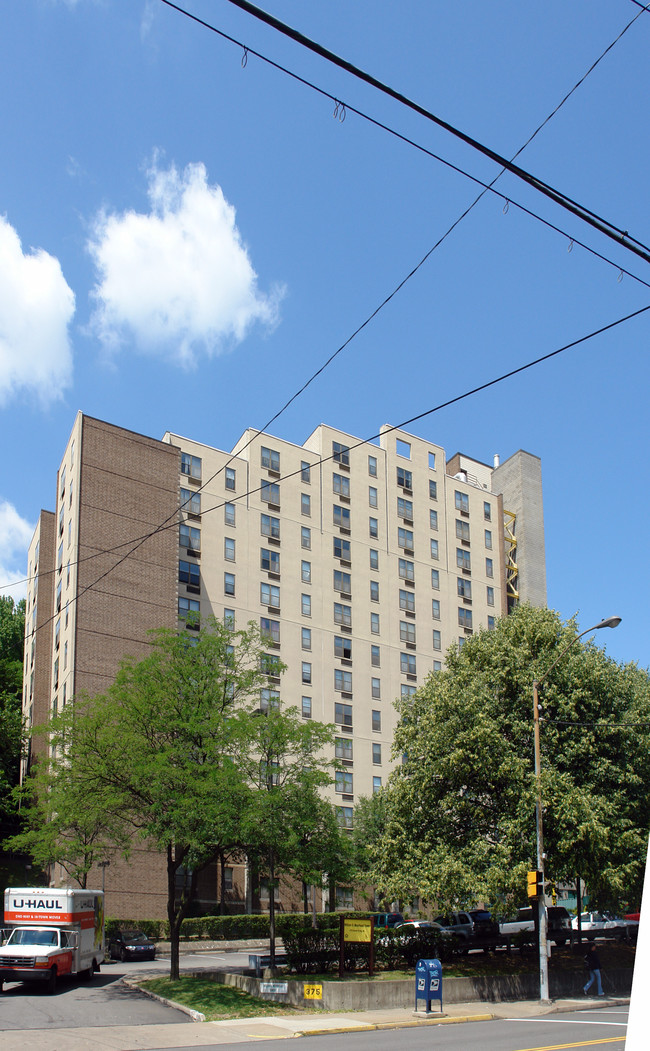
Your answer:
(23, 413), (546, 918)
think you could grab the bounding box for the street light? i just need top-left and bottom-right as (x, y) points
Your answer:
(533, 616), (621, 1002)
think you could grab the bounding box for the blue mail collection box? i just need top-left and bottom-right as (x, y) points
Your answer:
(415, 957), (443, 1013)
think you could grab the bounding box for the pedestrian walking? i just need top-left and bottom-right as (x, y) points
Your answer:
(583, 944), (604, 996)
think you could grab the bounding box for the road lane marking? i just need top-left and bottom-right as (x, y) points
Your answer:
(506, 1019), (626, 1027)
(504, 1039), (624, 1050)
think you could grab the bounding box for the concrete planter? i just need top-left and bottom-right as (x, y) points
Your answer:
(196, 966), (633, 1010)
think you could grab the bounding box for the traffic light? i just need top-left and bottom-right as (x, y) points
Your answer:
(527, 870), (543, 899)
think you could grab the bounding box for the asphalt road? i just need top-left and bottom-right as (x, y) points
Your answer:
(0, 949), (253, 1031)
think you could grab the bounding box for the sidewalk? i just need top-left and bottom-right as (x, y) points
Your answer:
(0, 996), (630, 1050)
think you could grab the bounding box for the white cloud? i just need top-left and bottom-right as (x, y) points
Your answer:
(0, 216), (75, 406)
(0, 501), (35, 602)
(88, 159), (283, 365)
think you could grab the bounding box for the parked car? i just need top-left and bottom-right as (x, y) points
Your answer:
(500, 906), (572, 946)
(433, 910), (500, 948)
(572, 912), (639, 942)
(108, 929), (156, 961)
(370, 912), (404, 929)
(394, 921), (441, 931)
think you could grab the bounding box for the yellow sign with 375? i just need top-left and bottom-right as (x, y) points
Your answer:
(303, 984), (323, 999)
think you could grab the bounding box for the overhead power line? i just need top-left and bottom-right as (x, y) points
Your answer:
(204, 0), (650, 265)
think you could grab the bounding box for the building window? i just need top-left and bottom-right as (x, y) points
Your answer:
(336, 736), (353, 760)
(430, 509), (438, 530)
(432, 599), (441, 620)
(261, 479), (280, 505)
(261, 618), (281, 644)
(180, 524), (201, 551)
(370, 580), (379, 602)
(302, 627), (312, 650)
(179, 597), (200, 625)
(301, 593), (311, 617)
(458, 637), (466, 650)
(334, 602), (352, 627)
(335, 702), (353, 729)
(261, 514), (280, 539)
(485, 529), (493, 549)
(333, 473), (350, 498)
(458, 578), (472, 600)
(261, 446), (280, 472)
(261, 582), (280, 607)
(336, 807), (353, 830)
(371, 645), (380, 667)
(397, 497), (413, 521)
(455, 490), (469, 513)
(334, 570), (351, 594)
(430, 539), (439, 560)
(336, 769), (353, 794)
(456, 520), (470, 542)
(223, 501), (235, 525)
(457, 548), (471, 571)
(334, 537), (351, 560)
(399, 589), (415, 612)
(373, 776), (382, 793)
(433, 629), (442, 651)
(369, 548), (379, 571)
(484, 501), (492, 521)
(224, 608), (235, 629)
(224, 537), (235, 561)
(261, 548), (280, 573)
(428, 451), (436, 470)
(400, 620), (416, 644)
(401, 684), (416, 699)
(368, 454), (377, 477)
(488, 616), (496, 630)
(180, 488), (201, 516)
(333, 505), (351, 529)
(458, 608), (473, 629)
(225, 467), (236, 490)
(301, 526), (311, 549)
(301, 461), (311, 483)
(368, 486), (378, 508)
(335, 669), (352, 693)
(333, 441), (350, 466)
(486, 558), (494, 578)
(372, 743), (382, 765)
(224, 573), (235, 596)
(398, 527), (413, 551)
(433, 660), (442, 671)
(397, 466), (412, 489)
(179, 560), (200, 589)
(372, 710), (381, 732)
(400, 652), (416, 675)
(398, 558), (414, 581)
(370, 612), (380, 634)
(334, 635), (352, 659)
(301, 560), (311, 583)
(487, 586), (495, 606)
(371, 678), (381, 699)
(430, 568), (439, 590)
(369, 517), (378, 539)
(302, 662), (312, 684)
(181, 452), (201, 480)
(63, 640), (68, 669)
(302, 696), (312, 718)
(429, 479), (437, 499)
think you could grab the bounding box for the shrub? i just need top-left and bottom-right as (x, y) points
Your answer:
(283, 926), (339, 974)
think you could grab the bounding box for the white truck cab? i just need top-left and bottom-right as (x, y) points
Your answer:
(0, 887), (104, 993)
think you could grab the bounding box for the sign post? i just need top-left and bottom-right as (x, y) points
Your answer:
(339, 916), (374, 978)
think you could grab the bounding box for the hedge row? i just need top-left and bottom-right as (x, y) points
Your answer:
(283, 926), (458, 973)
(105, 910), (373, 942)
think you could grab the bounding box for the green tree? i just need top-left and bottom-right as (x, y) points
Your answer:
(238, 704), (340, 964)
(371, 605), (650, 913)
(15, 617), (277, 979)
(0, 597), (26, 843)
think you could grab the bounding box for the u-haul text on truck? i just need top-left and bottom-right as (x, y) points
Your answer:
(0, 887), (104, 993)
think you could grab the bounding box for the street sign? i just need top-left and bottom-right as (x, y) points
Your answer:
(304, 984), (323, 999)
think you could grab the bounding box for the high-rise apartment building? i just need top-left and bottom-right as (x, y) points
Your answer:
(23, 413), (546, 917)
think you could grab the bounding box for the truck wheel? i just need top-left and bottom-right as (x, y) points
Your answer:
(0, 980), (4, 993)
(47, 967), (57, 994)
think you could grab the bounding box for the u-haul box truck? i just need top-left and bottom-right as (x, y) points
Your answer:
(0, 887), (104, 993)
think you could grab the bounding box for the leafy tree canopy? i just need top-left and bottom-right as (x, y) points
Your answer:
(371, 605), (650, 914)
(0, 597), (26, 839)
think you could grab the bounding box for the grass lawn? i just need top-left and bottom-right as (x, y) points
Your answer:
(139, 976), (304, 1021)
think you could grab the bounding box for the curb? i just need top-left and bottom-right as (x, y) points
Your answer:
(122, 977), (206, 1022)
(293, 1013), (495, 1036)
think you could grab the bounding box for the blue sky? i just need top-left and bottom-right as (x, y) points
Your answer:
(1, 0), (648, 670)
